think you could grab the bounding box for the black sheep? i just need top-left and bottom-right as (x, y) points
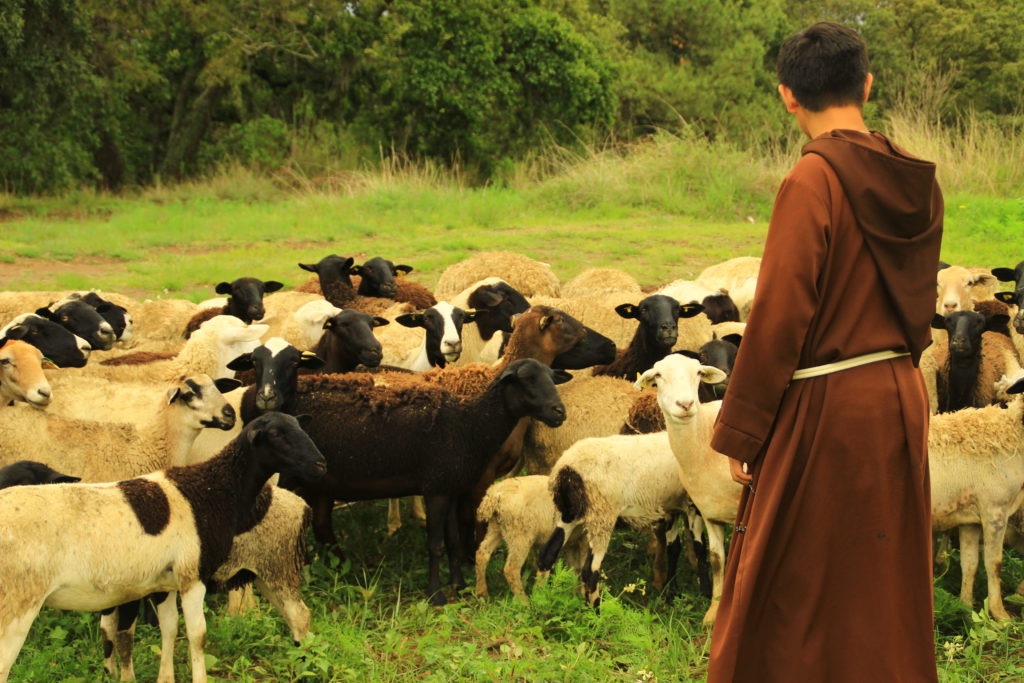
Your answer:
(593, 295), (702, 379)
(35, 299), (116, 351)
(701, 291), (741, 324)
(287, 358), (570, 604)
(932, 311), (1011, 412)
(183, 277), (283, 338)
(993, 259), (1024, 334)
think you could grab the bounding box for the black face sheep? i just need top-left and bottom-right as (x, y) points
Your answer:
(0, 461), (80, 488)
(34, 297), (117, 351)
(295, 254), (415, 314)
(0, 411), (325, 683)
(993, 260), (1024, 338)
(285, 358), (570, 605)
(314, 309), (387, 373)
(700, 291), (740, 324)
(592, 295), (702, 379)
(78, 291), (133, 344)
(183, 277), (284, 338)
(0, 314), (91, 368)
(931, 311), (1015, 412)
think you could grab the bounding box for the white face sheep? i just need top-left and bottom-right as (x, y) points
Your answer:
(936, 265), (996, 315)
(0, 340), (54, 408)
(395, 302), (479, 370)
(0, 411), (325, 683)
(634, 354), (735, 625)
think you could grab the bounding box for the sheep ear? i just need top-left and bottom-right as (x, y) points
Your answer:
(263, 281), (284, 293)
(394, 264), (414, 275)
(215, 282), (233, 295)
(1007, 377), (1024, 395)
(462, 309), (480, 324)
(396, 313), (424, 328)
(41, 358), (59, 370)
(472, 287), (504, 308)
(552, 370), (573, 385)
(214, 378), (242, 394)
(299, 351), (325, 369)
(340, 257), (355, 271)
(969, 273), (995, 287)
(634, 368), (659, 391)
(680, 303), (704, 319)
(349, 265), (363, 276)
(539, 315), (554, 331)
(992, 267), (1017, 282)
(372, 317), (390, 328)
(675, 350), (701, 361)
(937, 261), (950, 271)
(3, 325), (27, 340)
(51, 475), (81, 484)
(615, 303), (638, 319)
(166, 387), (182, 404)
(295, 414), (313, 429)
(95, 302), (114, 314)
(699, 365), (728, 384)
(720, 333), (743, 348)
(323, 319), (334, 330)
(226, 353), (254, 371)
(34, 307), (57, 321)
(931, 313), (947, 329)
(298, 263), (318, 273)
(995, 291), (1017, 304)
(986, 314), (1010, 332)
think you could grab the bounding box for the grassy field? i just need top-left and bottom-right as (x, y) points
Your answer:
(3, 128), (1024, 681)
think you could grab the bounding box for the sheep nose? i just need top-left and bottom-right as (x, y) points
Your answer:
(676, 400), (694, 411)
(37, 387), (51, 399)
(943, 303), (957, 313)
(551, 404), (566, 418)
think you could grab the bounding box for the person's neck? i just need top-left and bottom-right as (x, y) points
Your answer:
(800, 105), (869, 140)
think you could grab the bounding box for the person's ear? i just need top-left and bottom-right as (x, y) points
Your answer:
(778, 84), (800, 113)
(863, 73), (874, 103)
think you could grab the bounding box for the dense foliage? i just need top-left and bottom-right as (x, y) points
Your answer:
(1, 0), (1022, 193)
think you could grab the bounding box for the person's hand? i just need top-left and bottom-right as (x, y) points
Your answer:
(729, 457), (752, 485)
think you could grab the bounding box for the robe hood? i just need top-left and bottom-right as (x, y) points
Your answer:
(803, 130), (943, 364)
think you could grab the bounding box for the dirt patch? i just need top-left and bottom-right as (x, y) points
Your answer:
(0, 258), (147, 297)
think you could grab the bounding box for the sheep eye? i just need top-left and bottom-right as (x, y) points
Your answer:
(0, 358), (10, 366)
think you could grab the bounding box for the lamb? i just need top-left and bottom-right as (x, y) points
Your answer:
(928, 374), (1024, 620)
(435, 251), (561, 300)
(447, 278), (530, 366)
(182, 277), (284, 338)
(0, 461), (80, 488)
(284, 358), (569, 604)
(0, 375), (238, 479)
(0, 340), (54, 408)
(537, 431), (691, 607)
(592, 295), (702, 379)
(635, 354), (739, 625)
(0, 411), (326, 683)
(930, 311), (1020, 412)
(936, 265), (997, 314)
(58, 315), (268, 383)
(561, 268), (641, 298)
(474, 475), (584, 600)
(0, 313), (92, 368)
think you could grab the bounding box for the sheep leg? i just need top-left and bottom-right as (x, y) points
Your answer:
(104, 600), (141, 682)
(703, 521), (727, 626)
(980, 514), (1011, 620)
(0, 598), (44, 683)
(180, 582), (209, 683)
(444, 500), (466, 592)
(666, 523), (683, 594)
(651, 521), (670, 591)
(424, 495), (450, 606)
(503, 534), (533, 602)
(154, 591), (179, 683)
(957, 525), (981, 608)
(226, 585), (257, 616)
(582, 525), (612, 609)
(934, 531), (952, 573)
(99, 608), (119, 677)
(310, 495), (343, 559)
(386, 499), (403, 536)
(411, 496), (427, 521)
(474, 522), (503, 598)
(253, 577), (311, 645)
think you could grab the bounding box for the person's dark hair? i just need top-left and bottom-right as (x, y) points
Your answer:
(776, 22), (869, 112)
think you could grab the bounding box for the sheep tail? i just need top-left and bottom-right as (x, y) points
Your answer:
(476, 489), (501, 523)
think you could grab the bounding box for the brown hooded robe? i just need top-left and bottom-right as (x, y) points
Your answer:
(706, 130), (943, 682)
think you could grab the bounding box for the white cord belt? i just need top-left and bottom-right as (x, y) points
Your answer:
(791, 350), (910, 381)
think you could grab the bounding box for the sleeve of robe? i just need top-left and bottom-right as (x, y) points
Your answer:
(710, 155), (832, 464)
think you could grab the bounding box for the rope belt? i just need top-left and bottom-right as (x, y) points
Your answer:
(791, 350), (910, 381)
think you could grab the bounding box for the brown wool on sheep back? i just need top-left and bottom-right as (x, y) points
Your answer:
(182, 307), (223, 338)
(621, 390), (664, 435)
(297, 274), (436, 310)
(100, 351), (177, 366)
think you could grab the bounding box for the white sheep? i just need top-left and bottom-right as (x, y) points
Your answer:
(0, 340), (53, 408)
(0, 375), (238, 479)
(0, 412), (325, 683)
(259, 291), (328, 346)
(435, 251), (561, 300)
(538, 431), (692, 606)
(561, 268), (641, 298)
(474, 475), (584, 600)
(936, 265), (998, 314)
(930, 373), (1024, 620)
(635, 355), (737, 625)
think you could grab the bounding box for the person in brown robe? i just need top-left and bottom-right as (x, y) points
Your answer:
(706, 23), (943, 682)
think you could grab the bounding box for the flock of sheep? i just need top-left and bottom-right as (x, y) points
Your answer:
(0, 250), (1023, 682)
